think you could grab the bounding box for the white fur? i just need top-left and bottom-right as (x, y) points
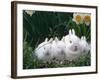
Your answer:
(80, 36), (90, 54)
(63, 29), (82, 60)
(35, 29), (91, 62)
(49, 37), (66, 61)
(35, 38), (53, 62)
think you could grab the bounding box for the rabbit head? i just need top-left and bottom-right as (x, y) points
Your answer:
(64, 29), (81, 51)
(80, 36), (90, 53)
(54, 37), (66, 61)
(64, 43), (82, 60)
(49, 37), (59, 60)
(47, 37), (65, 62)
(63, 29), (82, 60)
(35, 38), (53, 62)
(64, 29), (80, 45)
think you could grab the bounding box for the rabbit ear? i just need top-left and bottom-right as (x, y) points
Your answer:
(81, 36), (84, 40)
(83, 36), (86, 41)
(44, 38), (48, 42)
(49, 38), (53, 43)
(72, 29), (75, 35)
(61, 37), (65, 42)
(69, 29), (72, 35)
(55, 37), (59, 42)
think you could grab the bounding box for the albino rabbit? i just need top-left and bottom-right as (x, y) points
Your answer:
(53, 37), (66, 61)
(49, 37), (59, 60)
(35, 38), (53, 63)
(35, 29), (90, 63)
(64, 29), (80, 44)
(64, 42), (82, 61)
(63, 29), (82, 60)
(79, 36), (90, 54)
(46, 37), (66, 64)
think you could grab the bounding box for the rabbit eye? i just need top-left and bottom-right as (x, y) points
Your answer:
(69, 40), (72, 43)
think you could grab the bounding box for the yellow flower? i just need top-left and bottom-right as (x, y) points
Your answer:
(72, 13), (84, 24)
(75, 15), (81, 22)
(25, 10), (35, 16)
(83, 14), (91, 26)
(72, 13), (91, 26)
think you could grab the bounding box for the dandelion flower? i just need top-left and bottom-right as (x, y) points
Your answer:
(72, 13), (84, 24)
(25, 10), (35, 16)
(83, 14), (91, 26)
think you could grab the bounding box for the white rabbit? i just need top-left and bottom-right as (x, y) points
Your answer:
(64, 29), (80, 44)
(35, 38), (53, 63)
(79, 36), (90, 54)
(64, 42), (82, 61)
(35, 29), (90, 63)
(49, 37), (59, 60)
(54, 37), (66, 61)
(63, 29), (82, 61)
(46, 37), (66, 64)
